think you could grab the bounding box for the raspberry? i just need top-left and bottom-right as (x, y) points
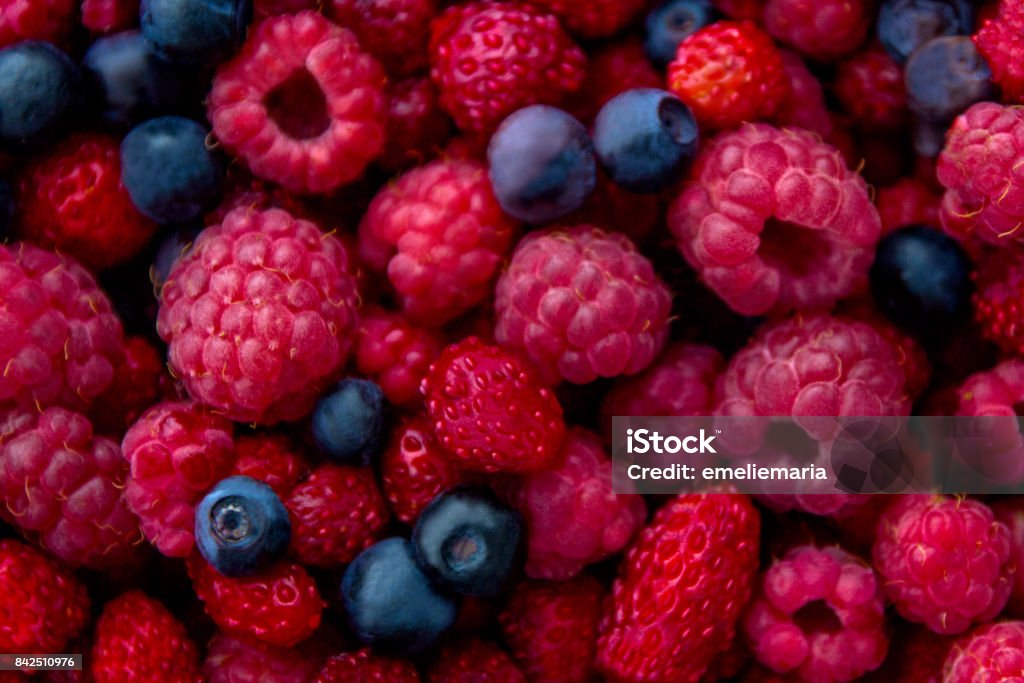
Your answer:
(0, 243), (125, 411)
(763, 0), (869, 62)
(359, 159), (518, 325)
(428, 1), (587, 136)
(285, 464), (389, 568)
(379, 77), (452, 172)
(203, 631), (318, 683)
(121, 401), (236, 558)
(208, 11), (387, 195)
(873, 495), (1013, 635)
(774, 50), (834, 139)
(742, 545), (888, 681)
(89, 335), (165, 436)
(494, 225), (672, 385)
(91, 591), (201, 683)
(428, 639), (525, 683)
(0, 539), (88, 654)
(81, 0), (137, 33)
(0, 0), (75, 48)
(230, 433), (309, 500)
(0, 406), (142, 568)
(601, 343), (724, 420)
(597, 494), (761, 682)
(157, 208), (361, 424)
(994, 498), (1024, 617)
(328, 0), (437, 77)
(355, 307), (443, 406)
(188, 555), (325, 647)
(876, 178), (942, 234)
(668, 20), (788, 131)
(973, 250), (1024, 355)
(313, 649), (421, 683)
(528, 0), (646, 38)
(955, 361), (1024, 483)
(668, 124), (882, 315)
(499, 576), (604, 683)
(501, 427), (645, 579)
(936, 102), (1024, 245)
(834, 45), (909, 132)
(567, 39), (661, 124)
(421, 337), (565, 473)
(974, 0), (1024, 104)
(943, 621), (1024, 682)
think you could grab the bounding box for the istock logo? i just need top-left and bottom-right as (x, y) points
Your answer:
(626, 428), (717, 454)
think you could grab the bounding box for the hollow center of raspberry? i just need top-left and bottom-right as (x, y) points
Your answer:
(793, 600), (843, 634)
(264, 68), (330, 140)
(759, 219), (833, 278)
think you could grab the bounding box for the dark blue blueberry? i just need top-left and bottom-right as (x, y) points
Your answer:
(121, 116), (224, 224)
(312, 379), (386, 466)
(141, 0), (253, 66)
(878, 0), (973, 64)
(870, 225), (974, 338)
(487, 105), (596, 224)
(412, 487), (524, 597)
(644, 0), (717, 67)
(906, 36), (994, 124)
(195, 476), (291, 577)
(341, 537), (459, 656)
(593, 88), (699, 194)
(83, 30), (192, 129)
(0, 42), (81, 150)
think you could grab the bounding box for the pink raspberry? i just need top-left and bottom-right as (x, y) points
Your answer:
(121, 401), (236, 558)
(774, 51), (834, 139)
(501, 427), (645, 580)
(528, 0), (646, 38)
(359, 159), (518, 325)
(567, 39), (661, 124)
(834, 45), (909, 132)
(203, 631), (318, 683)
(763, 0), (869, 61)
(955, 360), (1024, 483)
(208, 11), (387, 195)
(0, 406), (142, 569)
(494, 225), (672, 385)
(601, 343), (724, 421)
(973, 250), (1024, 356)
(230, 433), (309, 500)
(328, 0), (437, 77)
(974, 0), (1024, 104)
(81, 0), (137, 33)
(379, 77), (452, 172)
(994, 498), (1024, 618)
(668, 124), (881, 316)
(875, 178), (942, 234)
(355, 306), (443, 406)
(742, 545), (888, 682)
(872, 495), (1013, 635)
(157, 208), (361, 425)
(0, 0), (75, 48)
(943, 621), (1024, 682)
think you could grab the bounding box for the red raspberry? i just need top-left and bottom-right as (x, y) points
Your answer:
(943, 621), (1024, 682)
(494, 225), (672, 385)
(597, 494), (761, 682)
(359, 159), (518, 325)
(742, 545), (888, 681)
(0, 406), (142, 568)
(601, 343), (724, 420)
(973, 250), (1024, 355)
(380, 414), (468, 525)
(957, 359), (1024, 414)
(876, 178), (942, 234)
(428, 1), (586, 136)
(499, 576), (604, 683)
(0, 0), (75, 48)
(253, 0), (317, 19)
(834, 45), (909, 132)
(121, 401), (236, 558)
(208, 11), (387, 195)
(204, 631), (318, 683)
(0, 539), (88, 654)
(379, 77), (452, 172)
(90, 335), (165, 436)
(974, 0), (1024, 104)
(285, 464), (389, 568)
(937, 102), (1024, 245)
(91, 591), (202, 683)
(994, 498), (1024, 617)
(230, 433), (309, 500)
(0, 243), (125, 411)
(528, 0), (646, 38)
(355, 306), (443, 406)
(668, 20), (788, 131)
(501, 427), (645, 579)
(763, 0), (868, 62)
(567, 39), (661, 124)
(313, 649), (420, 683)
(668, 124), (881, 315)
(329, 0), (437, 76)
(873, 495), (1012, 635)
(421, 337), (565, 473)
(81, 0), (137, 33)
(428, 639), (525, 683)
(774, 50), (834, 139)
(188, 555), (325, 647)
(157, 208), (361, 424)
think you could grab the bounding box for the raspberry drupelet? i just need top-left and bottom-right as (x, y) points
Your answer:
(314, 649), (421, 683)
(763, 0), (870, 62)
(230, 432), (309, 500)
(379, 77), (452, 173)
(203, 631), (319, 683)
(974, 249), (1024, 355)
(973, 0), (1024, 104)
(328, 0), (437, 77)
(943, 620), (1024, 682)
(355, 306), (443, 406)
(833, 45), (910, 132)
(428, 639), (526, 682)
(669, 124), (882, 316)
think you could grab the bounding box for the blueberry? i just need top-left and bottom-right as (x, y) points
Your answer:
(878, 0), (973, 64)
(195, 476), (291, 577)
(311, 379), (386, 466)
(412, 487), (524, 597)
(141, 0), (253, 66)
(645, 0), (717, 67)
(0, 42), (82, 150)
(870, 225), (973, 338)
(906, 36), (994, 124)
(121, 116), (224, 224)
(487, 105), (596, 224)
(593, 89), (699, 194)
(341, 537), (459, 655)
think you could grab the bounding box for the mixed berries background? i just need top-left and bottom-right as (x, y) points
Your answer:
(1, 0), (1024, 681)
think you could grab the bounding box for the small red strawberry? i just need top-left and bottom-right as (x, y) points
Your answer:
(314, 649), (421, 682)
(428, 639), (525, 682)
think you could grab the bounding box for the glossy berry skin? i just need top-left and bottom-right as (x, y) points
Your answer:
(870, 225), (973, 338)
(428, 639), (526, 682)
(645, 0), (718, 67)
(487, 105), (596, 224)
(312, 379), (385, 466)
(313, 649), (421, 683)
(413, 487), (524, 597)
(943, 621), (1024, 682)
(593, 88), (699, 193)
(140, 0), (253, 66)
(342, 537), (459, 656)
(905, 36), (994, 124)
(121, 116), (224, 224)
(877, 0), (973, 64)
(0, 41), (82, 149)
